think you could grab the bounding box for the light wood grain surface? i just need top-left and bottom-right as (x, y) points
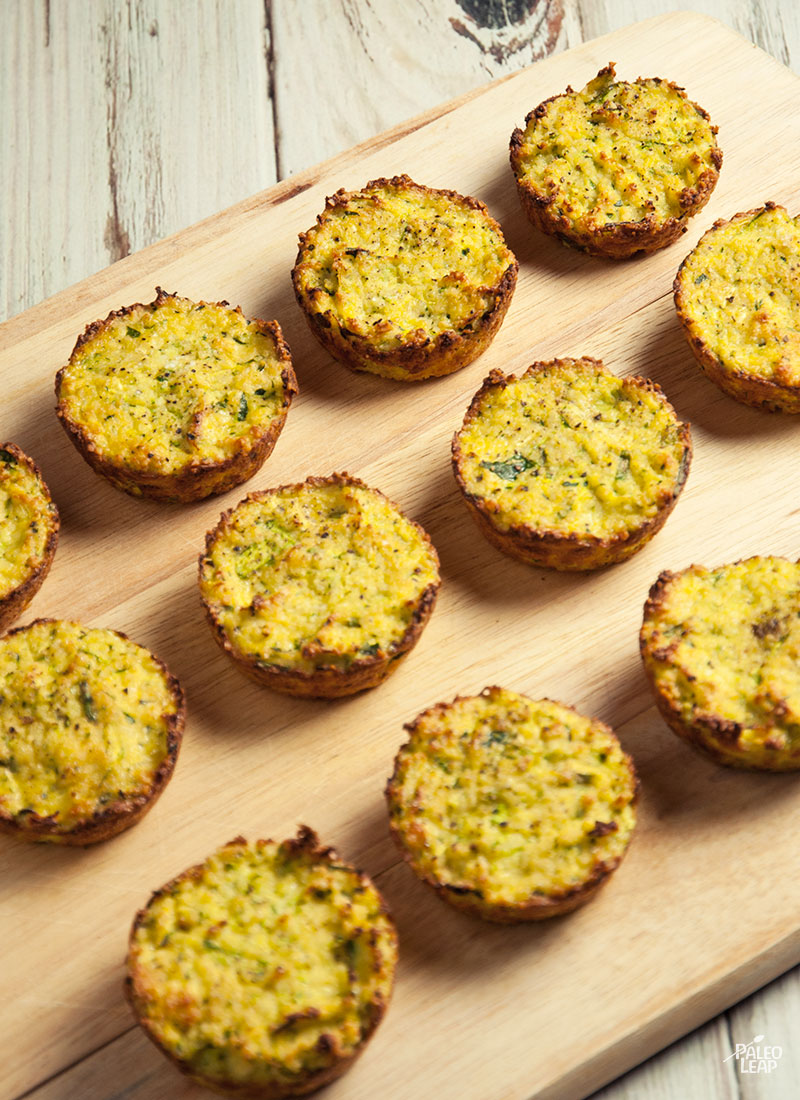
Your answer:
(4, 3), (800, 1099)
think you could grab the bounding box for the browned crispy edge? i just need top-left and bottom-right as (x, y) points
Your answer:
(451, 358), (692, 571)
(199, 473), (441, 698)
(385, 687), (639, 922)
(674, 202), (800, 412)
(509, 64), (723, 260)
(54, 288), (299, 502)
(125, 826), (397, 1099)
(640, 562), (800, 770)
(0, 618), (185, 844)
(0, 443), (60, 635)
(291, 174), (518, 381)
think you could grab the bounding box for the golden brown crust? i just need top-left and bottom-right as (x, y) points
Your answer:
(0, 443), (59, 635)
(674, 203), (800, 412)
(126, 827), (396, 1099)
(640, 560), (800, 770)
(386, 689), (639, 922)
(0, 619), (185, 844)
(199, 473), (440, 698)
(55, 289), (298, 503)
(640, 568), (740, 767)
(292, 175), (518, 381)
(451, 361), (692, 571)
(509, 65), (722, 259)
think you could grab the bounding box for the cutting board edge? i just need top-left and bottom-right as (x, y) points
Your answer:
(0, 10), (773, 350)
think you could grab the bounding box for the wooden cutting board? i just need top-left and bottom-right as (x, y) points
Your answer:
(3, 12), (800, 1100)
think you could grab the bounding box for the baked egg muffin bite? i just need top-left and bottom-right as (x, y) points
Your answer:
(292, 174), (518, 381)
(0, 444), (59, 634)
(198, 474), (440, 697)
(0, 619), (184, 844)
(126, 827), (397, 1099)
(452, 357), (691, 570)
(510, 63), (722, 258)
(674, 203), (800, 411)
(55, 289), (297, 502)
(641, 556), (800, 770)
(386, 688), (638, 921)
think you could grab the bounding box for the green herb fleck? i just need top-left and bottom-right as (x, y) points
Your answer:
(78, 680), (98, 723)
(480, 452), (536, 481)
(0, 449), (17, 466)
(359, 642), (380, 658)
(693, 273), (708, 285)
(237, 394), (248, 421)
(486, 729), (509, 745)
(615, 452), (631, 480)
(126, 326), (140, 338)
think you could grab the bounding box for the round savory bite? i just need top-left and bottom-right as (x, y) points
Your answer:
(0, 443), (59, 634)
(510, 63), (722, 259)
(452, 357), (691, 570)
(198, 474), (440, 697)
(674, 203), (800, 411)
(386, 688), (637, 921)
(641, 556), (800, 770)
(291, 174), (517, 381)
(126, 827), (397, 1099)
(0, 619), (184, 843)
(55, 288), (297, 502)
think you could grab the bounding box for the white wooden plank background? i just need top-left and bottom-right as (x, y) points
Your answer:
(3, 2), (800, 1097)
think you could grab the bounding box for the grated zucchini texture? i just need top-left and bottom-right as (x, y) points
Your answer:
(641, 557), (800, 766)
(676, 205), (800, 385)
(128, 833), (396, 1090)
(388, 688), (636, 906)
(513, 65), (719, 228)
(294, 177), (514, 351)
(0, 447), (56, 597)
(0, 620), (179, 830)
(200, 479), (439, 675)
(58, 293), (290, 474)
(455, 359), (688, 539)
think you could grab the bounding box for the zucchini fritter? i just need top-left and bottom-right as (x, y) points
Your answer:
(386, 688), (638, 921)
(56, 289), (297, 502)
(292, 175), (517, 380)
(199, 474), (440, 697)
(126, 828), (397, 1099)
(0, 619), (184, 843)
(674, 203), (800, 411)
(0, 443), (59, 634)
(452, 357), (691, 570)
(641, 556), (800, 769)
(510, 64), (722, 258)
